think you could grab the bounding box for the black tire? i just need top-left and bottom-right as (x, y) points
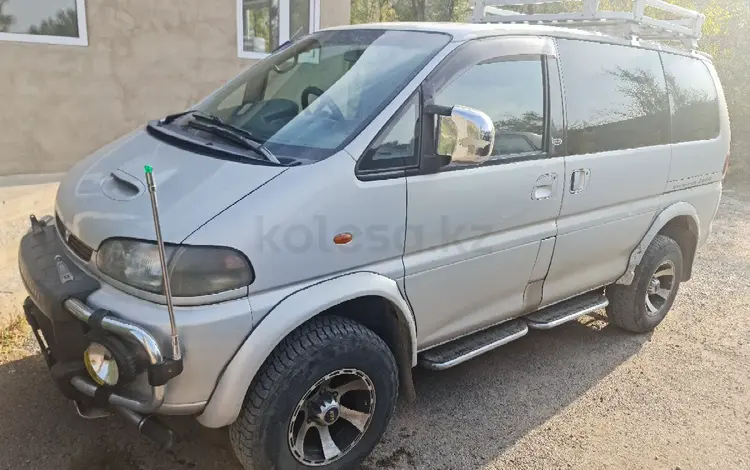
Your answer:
(230, 316), (399, 470)
(607, 235), (683, 333)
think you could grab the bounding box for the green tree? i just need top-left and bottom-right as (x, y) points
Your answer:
(27, 8), (79, 37)
(350, 0), (397, 22)
(350, 0), (472, 23)
(0, 0), (15, 33)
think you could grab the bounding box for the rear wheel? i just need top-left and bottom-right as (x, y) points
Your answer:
(607, 234), (683, 333)
(230, 316), (398, 470)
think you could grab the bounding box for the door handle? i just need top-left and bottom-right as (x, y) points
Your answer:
(570, 169), (591, 194)
(532, 173), (558, 200)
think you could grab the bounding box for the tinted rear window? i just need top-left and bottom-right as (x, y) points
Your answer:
(660, 53), (721, 143)
(557, 39), (670, 155)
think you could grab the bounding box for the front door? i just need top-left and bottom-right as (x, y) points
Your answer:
(403, 37), (566, 349)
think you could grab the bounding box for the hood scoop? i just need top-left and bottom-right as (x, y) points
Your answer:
(101, 170), (145, 201)
(56, 130), (287, 247)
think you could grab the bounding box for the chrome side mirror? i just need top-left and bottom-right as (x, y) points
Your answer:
(436, 105), (495, 164)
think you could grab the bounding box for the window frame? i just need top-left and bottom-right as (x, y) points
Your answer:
(0, 0), (88, 46)
(355, 89), (423, 179)
(237, 0), (321, 60)
(421, 36), (556, 173)
(555, 37), (673, 156)
(659, 50), (721, 144)
(355, 36), (557, 181)
(437, 54), (551, 169)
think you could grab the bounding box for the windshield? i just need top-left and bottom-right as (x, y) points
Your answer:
(193, 29), (450, 161)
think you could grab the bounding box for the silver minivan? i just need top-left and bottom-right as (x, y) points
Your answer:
(18, 5), (730, 470)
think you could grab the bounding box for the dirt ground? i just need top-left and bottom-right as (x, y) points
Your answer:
(0, 182), (748, 470)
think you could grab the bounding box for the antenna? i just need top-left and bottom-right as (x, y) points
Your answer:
(471, 0), (705, 49)
(144, 165), (182, 362)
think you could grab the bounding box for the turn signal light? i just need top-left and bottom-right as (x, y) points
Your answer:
(333, 233), (353, 245)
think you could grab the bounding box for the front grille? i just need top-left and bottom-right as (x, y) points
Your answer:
(55, 213), (63, 236)
(55, 213), (93, 262)
(67, 235), (93, 262)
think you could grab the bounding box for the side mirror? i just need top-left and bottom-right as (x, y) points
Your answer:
(436, 105), (495, 165)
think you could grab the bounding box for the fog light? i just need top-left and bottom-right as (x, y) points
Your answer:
(83, 342), (120, 386)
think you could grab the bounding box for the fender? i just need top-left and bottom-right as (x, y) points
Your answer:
(197, 271), (418, 428)
(615, 202), (700, 285)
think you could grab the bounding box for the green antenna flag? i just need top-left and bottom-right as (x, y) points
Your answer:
(144, 165), (153, 173)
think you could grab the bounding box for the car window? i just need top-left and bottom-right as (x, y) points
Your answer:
(494, 133), (538, 154)
(433, 58), (546, 162)
(195, 30), (449, 162)
(557, 39), (670, 155)
(217, 84), (247, 111)
(660, 53), (721, 143)
(358, 93), (420, 172)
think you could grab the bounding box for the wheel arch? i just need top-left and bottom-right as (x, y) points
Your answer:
(197, 271), (418, 429)
(616, 202), (700, 285)
(657, 215), (699, 281)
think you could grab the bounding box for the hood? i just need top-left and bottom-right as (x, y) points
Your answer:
(55, 129), (286, 249)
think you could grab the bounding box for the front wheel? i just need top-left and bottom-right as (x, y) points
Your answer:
(230, 316), (399, 470)
(607, 234), (683, 333)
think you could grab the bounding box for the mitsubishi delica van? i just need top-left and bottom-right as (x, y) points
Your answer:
(17, 1), (729, 468)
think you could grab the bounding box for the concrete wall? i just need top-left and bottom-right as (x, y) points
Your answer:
(0, 0), (350, 177)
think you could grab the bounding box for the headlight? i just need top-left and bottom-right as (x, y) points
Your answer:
(96, 238), (253, 296)
(84, 342), (119, 386)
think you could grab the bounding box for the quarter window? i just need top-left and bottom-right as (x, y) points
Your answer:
(0, 0), (87, 46)
(557, 39), (670, 155)
(358, 93), (420, 172)
(238, 0), (320, 59)
(433, 58), (546, 161)
(660, 53), (721, 143)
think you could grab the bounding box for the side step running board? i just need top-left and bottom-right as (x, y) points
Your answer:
(417, 290), (610, 370)
(525, 291), (608, 330)
(419, 320), (528, 370)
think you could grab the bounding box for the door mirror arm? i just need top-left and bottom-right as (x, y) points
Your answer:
(420, 105), (450, 174)
(424, 104), (453, 117)
(422, 153), (452, 174)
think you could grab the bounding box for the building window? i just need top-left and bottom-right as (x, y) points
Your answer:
(238, 0), (320, 59)
(0, 0), (87, 46)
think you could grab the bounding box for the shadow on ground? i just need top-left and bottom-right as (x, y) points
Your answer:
(0, 353), (240, 470)
(364, 315), (649, 470)
(0, 313), (648, 470)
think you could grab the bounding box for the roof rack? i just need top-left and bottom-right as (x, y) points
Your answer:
(471, 0), (705, 49)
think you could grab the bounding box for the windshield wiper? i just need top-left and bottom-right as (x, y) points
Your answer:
(185, 119), (282, 165)
(160, 109), (215, 125)
(162, 110), (281, 165)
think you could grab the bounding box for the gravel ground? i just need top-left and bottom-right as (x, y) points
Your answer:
(0, 183), (57, 329)
(0, 183), (748, 470)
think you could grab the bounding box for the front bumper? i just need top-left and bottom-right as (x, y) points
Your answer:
(19, 218), (177, 414)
